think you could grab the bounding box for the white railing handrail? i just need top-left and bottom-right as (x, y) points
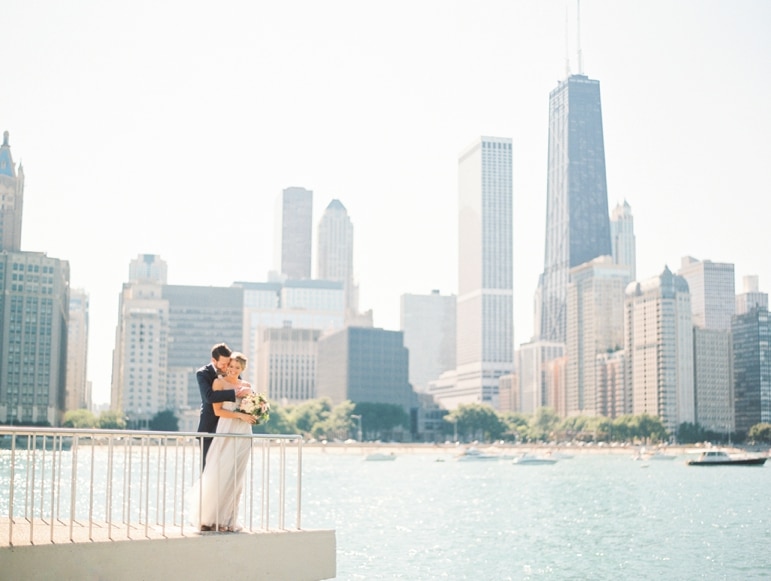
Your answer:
(0, 427), (303, 547)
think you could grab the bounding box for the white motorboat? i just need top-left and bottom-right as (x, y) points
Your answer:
(456, 447), (500, 461)
(512, 454), (558, 465)
(365, 452), (396, 461)
(686, 450), (767, 466)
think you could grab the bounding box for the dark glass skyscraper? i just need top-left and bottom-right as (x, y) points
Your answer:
(540, 74), (611, 343)
(732, 306), (771, 436)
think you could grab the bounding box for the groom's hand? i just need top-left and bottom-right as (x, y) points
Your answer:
(236, 387), (252, 398)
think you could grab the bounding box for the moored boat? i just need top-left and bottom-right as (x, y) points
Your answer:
(456, 447), (500, 461)
(365, 452), (396, 461)
(512, 454), (558, 465)
(686, 450), (767, 466)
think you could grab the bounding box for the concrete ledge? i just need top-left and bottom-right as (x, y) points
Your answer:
(0, 528), (336, 581)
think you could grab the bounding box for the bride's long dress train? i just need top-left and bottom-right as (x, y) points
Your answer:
(190, 401), (252, 530)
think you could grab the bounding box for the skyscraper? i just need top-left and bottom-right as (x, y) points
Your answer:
(624, 267), (694, 433)
(316, 327), (416, 417)
(677, 256), (735, 436)
(539, 74), (611, 343)
(0, 131), (24, 252)
(678, 256), (735, 331)
(565, 256), (628, 417)
(455, 136), (514, 406)
(66, 288), (90, 411)
(736, 275), (768, 315)
(400, 290), (456, 393)
(111, 255), (243, 430)
(317, 199), (358, 316)
(732, 306), (771, 436)
(0, 252), (70, 425)
(0, 132), (70, 426)
(610, 200), (636, 283)
(517, 340), (564, 414)
(274, 186), (313, 280)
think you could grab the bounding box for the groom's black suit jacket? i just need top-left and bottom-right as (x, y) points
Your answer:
(196, 362), (237, 465)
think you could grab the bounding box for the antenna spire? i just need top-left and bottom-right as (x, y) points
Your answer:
(565, 6), (571, 77)
(577, 0), (583, 74)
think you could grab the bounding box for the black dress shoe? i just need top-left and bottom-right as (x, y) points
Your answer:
(200, 524), (213, 532)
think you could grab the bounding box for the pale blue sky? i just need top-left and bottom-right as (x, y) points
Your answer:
(2, 1), (770, 405)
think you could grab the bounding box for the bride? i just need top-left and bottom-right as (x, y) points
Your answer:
(190, 351), (257, 532)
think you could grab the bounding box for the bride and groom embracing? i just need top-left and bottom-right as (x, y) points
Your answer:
(190, 342), (263, 532)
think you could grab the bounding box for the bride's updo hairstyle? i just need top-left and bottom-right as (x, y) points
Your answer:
(230, 352), (247, 371)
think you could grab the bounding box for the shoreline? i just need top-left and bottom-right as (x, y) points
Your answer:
(301, 441), (771, 457)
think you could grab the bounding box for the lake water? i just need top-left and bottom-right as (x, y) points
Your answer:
(299, 449), (771, 580)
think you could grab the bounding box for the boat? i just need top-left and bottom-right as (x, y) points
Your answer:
(365, 452), (396, 461)
(456, 447), (500, 461)
(686, 450), (767, 466)
(633, 447), (676, 461)
(648, 451), (677, 460)
(512, 454), (558, 465)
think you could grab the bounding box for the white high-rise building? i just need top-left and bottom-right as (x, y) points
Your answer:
(274, 186), (313, 280)
(596, 350), (626, 418)
(565, 256), (629, 417)
(610, 200), (636, 283)
(317, 199), (358, 317)
(624, 267), (694, 433)
(678, 256), (735, 331)
(400, 290), (456, 393)
(256, 327), (321, 403)
(736, 275), (768, 315)
(236, 279), (346, 401)
(129, 253), (168, 283)
(111, 255), (244, 430)
(453, 136), (514, 408)
(517, 340), (564, 414)
(66, 288), (90, 411)
(677, 257), (735, 436)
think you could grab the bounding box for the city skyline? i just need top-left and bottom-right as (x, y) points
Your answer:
(2, 1), (770, 405)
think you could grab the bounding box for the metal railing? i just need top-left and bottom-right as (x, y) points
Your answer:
(0, 427), (303, 546)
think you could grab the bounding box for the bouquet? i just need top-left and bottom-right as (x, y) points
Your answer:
(238, 392), (271, 424)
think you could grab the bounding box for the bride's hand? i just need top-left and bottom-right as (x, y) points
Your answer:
(242, 413), (257, 424)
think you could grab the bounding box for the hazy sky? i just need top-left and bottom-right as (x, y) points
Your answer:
(3, 1), (770, 405)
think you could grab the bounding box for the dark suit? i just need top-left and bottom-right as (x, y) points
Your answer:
(196, 362), (237, 468)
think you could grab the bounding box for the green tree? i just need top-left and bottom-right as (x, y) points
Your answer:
(352, 402), (410, 441)
(291, 398), (333, 436)
(310, 400), (356, 440)
(611, 415), (637, 442)
(445, 403), (506, 442)
(62, 409), (97, 428)
(747, 423), (771, 444)
(500, 411), (530, 442)
(528, 407), (560, 442)
(98, 410), (127, 430)
(636, 414), (668, 443)
(149, 410), (179, 431)
(677, 422), (707, 444)
(259, 406), (297, 435)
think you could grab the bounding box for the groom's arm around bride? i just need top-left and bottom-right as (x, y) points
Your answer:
(196, 342), (251, 466)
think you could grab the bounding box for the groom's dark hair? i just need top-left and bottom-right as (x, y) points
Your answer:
(211, 343), (232, 360)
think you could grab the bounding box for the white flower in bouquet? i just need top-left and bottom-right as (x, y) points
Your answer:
(239, 392), (271, 424)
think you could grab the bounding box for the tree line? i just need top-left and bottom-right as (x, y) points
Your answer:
(61, 400), (771, 445)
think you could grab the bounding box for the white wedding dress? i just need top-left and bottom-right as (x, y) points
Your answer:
(190, 399), (252, 530)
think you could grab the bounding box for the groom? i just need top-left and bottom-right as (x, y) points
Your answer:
(196, 342), (251, 469)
